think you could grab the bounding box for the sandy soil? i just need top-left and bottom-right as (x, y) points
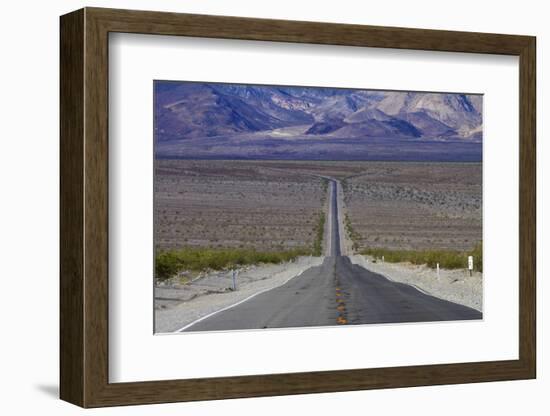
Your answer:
(155, 160), (326, 252)
(349, 255), (482, 312)
(343, 162), (482, 252)
(155, 255), (323, 333)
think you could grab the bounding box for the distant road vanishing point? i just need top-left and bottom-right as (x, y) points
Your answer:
(181, 178), (481, 332)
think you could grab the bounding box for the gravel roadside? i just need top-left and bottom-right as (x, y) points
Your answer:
(349, 255), (482, 312)
(155, 256), (324, 333)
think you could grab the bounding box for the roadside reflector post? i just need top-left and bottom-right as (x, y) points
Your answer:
(232, 269), (237, 291)
(468, 256), (474, 277)
(382, 255), (385, 263)
(436, 263), (440, 280)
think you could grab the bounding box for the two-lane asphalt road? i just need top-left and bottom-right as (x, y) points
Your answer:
(327, 179), (341, 257)
(183, 178), (481, 332)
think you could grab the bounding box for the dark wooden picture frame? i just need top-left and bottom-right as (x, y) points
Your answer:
(60, 7), (536, 408)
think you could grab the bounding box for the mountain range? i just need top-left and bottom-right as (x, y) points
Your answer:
(154, 81), (483, 161)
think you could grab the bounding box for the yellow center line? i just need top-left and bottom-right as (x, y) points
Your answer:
(335, 277), (347, 325)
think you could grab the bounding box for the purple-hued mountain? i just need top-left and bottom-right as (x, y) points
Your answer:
(154, 81), (482, 161)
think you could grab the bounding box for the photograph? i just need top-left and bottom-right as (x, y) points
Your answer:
(50, 3), (540, 410)
(153, 81), (483, 333)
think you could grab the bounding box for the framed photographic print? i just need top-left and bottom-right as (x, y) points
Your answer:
(60, 7), (536, 407)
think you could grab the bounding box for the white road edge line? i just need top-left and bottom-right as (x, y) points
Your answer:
(174, 265), (314, 333)
(352, 256), (481, 311)
(353, 257), (432, 295)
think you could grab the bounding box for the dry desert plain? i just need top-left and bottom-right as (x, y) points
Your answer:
(155, 160), (328, 252)
(343, 162), (482, 252)
(155, 159), (482, 255)
(154, 159), (483, 331)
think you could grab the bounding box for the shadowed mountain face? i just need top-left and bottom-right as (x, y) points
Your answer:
(154, 81), (483, 161)
(155, 83), (315, 140)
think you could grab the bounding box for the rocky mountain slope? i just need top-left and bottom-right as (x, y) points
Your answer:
(154, 81), (483, 161)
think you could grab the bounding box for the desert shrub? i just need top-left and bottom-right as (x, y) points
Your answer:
(155, 251), (184, 280)
(155, 247), (311, 280)
(312, 213), (326, 256)
(470, 242), (483, 272)
(362, 242), (483, 272)
(344, 214), (361, 251)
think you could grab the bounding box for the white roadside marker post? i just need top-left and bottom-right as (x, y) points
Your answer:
(382, 255), (385, 264)
(468, 256), (474, 277)
(232, 269), (237, 291)
(436, 262), (440, 280)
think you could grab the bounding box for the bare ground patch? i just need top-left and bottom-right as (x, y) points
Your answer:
(343, 162), (482, 252)
(155, 160), (329, 253)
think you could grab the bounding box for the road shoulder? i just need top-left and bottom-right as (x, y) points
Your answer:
(349, 255), (482, 312)
(155, 256), (324, 333)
